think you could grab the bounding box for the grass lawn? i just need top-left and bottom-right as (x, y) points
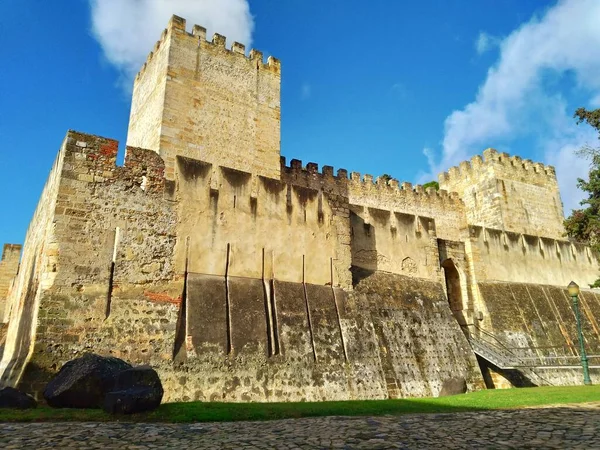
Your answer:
(1, 385), (600, 423)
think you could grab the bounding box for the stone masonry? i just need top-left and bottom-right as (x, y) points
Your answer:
(0, 15), (599, 402)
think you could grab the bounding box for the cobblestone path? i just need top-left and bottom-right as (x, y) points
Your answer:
(2, 403), (600, 449)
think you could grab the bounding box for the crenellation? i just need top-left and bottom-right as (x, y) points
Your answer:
(482, 147), (499, 161)
(5, 14), (600, 404)
(448, 166), (460, 179)
(212, 33), (226, 47)
(231, 41), (245, 54)
(470, 155), (483, 169)
(322, 165), (334, 177)
(249, 49), (263, 61)
(337, 168), (348, 179)
(267, 56), (281, 72)
(168, 14), (186, 32)
(192, 24), (206, 39)
(306, 162), (318, 174)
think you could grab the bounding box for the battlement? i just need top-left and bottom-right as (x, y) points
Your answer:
(63, 131), (166, 195)
(1, 244), (21, 262)
(135, 15), (280, 82)
(468, 225), (600, 286)
(280, 156), (461, 203)
(439, 148), (557, 186)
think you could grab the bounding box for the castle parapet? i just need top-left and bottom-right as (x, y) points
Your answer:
(439, 148), (558, 188)
(136, 15), (280, 82)
(62, 131), (166, 195)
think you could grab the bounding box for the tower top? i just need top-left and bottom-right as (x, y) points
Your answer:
(127, 15), (281, 180)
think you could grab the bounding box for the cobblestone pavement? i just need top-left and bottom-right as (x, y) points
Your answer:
(2, 403), (600, 449)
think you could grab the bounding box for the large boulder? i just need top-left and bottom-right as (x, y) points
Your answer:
(438, 377), (467, 397)
(0, 387), (37, 409)
(44, 353), (131, 408)
(103, 366), (163, 414)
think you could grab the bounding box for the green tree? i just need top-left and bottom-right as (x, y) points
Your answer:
(564, 108), (600, 287)
(380, 174), (397, 185)
(423, 181), (439, 191)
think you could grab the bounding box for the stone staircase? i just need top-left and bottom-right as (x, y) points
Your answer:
(467, 327), (553, 386)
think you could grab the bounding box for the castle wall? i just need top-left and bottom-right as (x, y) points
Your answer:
(1, 130), (486, 401)
(350, 207), (440, 280)
(466, 226), (600, 287)
(0, 137), (68, 385)
(172, 157), (351, 288)
(439, 149), (565, 239)
(0, 244), (21, 322)
(475, 281), (600, 386)
(349, 270), (483, 397)
(126, 28), (170, 152)
(8, 13), (600, 400)
(348, 174), (467, 242)
(4, 131), (180, 394)
(128, 16), (281, 181)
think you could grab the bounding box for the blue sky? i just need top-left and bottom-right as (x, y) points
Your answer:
(1, 0), (600, 246)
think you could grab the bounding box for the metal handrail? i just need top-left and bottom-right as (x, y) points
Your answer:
(469, 325), (597, 368)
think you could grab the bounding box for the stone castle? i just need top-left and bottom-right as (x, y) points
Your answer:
(1, 16), (599, 402)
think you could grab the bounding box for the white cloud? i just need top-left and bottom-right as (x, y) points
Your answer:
(89, 0), (254, 83)
(424, 0), (600, 215)
(475, 31), (500, 55)
(301, 83), (311, 100)
(391, 82), (408, 98)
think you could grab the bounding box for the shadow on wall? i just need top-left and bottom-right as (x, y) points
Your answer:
(476, 355), (538, 389)
(350, 211), (378, 282)
(0, 258), (40, 388)
(441, 259), (468, 328)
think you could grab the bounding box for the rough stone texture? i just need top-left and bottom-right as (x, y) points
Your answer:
(3, 403), (600, 449)
(104, 365), (164, 415)
(44, 353), (132, 408)
(438, 377), (468, 396)
(0, 244), (21, 323)
(1, 15), (600, 403)
(350, 270), (483, 397)
(475, 281), (600, 386)
(127, 15), (281, 181)
(0, 387), (37, 409)
(439, 149), (565, 239)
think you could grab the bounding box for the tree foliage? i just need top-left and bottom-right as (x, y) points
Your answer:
(380, 174), (397, 185)
(564, 108), (600, 246)
(564, 108), (600, 287)
(423, 181), (439, 191)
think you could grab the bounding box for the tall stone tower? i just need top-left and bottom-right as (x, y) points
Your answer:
(439, 148), (565, 239)
(127, 15), (281, 180)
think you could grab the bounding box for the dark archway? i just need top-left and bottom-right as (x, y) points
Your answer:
(441, 259), (467, 327)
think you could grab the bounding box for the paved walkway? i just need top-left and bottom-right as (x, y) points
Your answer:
(2, 403), (600, 449)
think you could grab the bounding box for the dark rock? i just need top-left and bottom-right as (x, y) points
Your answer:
(0, 387), (37, 409)
(104, 366), (163, 414)
(43, 353), (131, 408)
(103, 386), (162, 414)
(439, 377), (467, 397)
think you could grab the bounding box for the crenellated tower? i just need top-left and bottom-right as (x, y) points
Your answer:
(438, 149), (565, 239)
(127, 15), (281, 180)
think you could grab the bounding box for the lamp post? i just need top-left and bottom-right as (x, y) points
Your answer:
(568, 281), (592, 385)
